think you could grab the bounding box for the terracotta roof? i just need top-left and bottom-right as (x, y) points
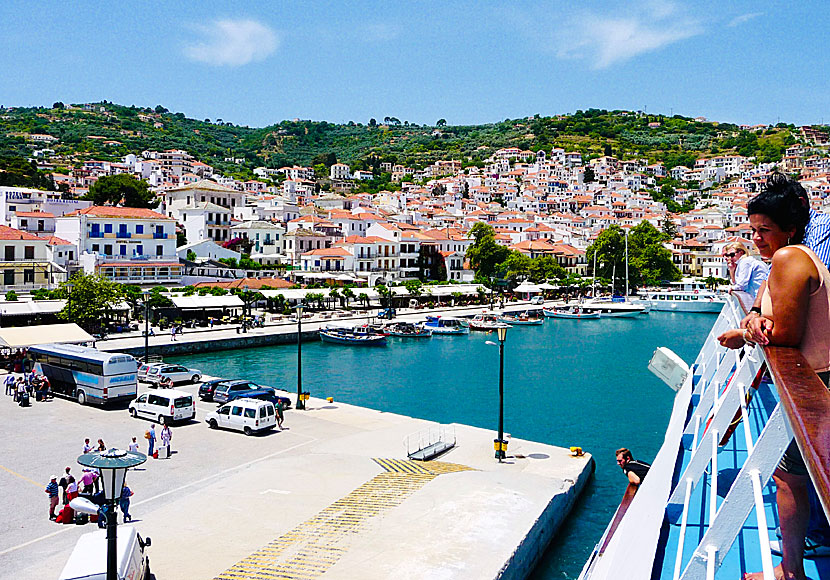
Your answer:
(15, 211), (55, 218)
(0, 226), (46, 241)
(45, 236), (73, 245)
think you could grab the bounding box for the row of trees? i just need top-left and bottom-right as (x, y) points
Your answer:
(465, 221), (681, 292)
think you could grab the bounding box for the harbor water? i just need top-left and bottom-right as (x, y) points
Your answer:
(171, 311), (714, 579)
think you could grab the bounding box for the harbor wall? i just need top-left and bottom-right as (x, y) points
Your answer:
(108, 329), (320, 357)
(500, 457), (596, 579)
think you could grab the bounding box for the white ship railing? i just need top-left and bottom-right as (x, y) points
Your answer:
(579, 294), (830, 579)
(405, 424), (456, 461)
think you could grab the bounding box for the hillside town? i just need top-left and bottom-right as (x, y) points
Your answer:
(2, 121), (830, 296)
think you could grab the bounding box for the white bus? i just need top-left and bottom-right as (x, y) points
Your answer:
(28, 344), (138, 406)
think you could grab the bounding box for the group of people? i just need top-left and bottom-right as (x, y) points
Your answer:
(45, 436), (142, 525)
(143, 423), (172, 458)
(5, 371), (51, 405)
(617, 175), (830, 579)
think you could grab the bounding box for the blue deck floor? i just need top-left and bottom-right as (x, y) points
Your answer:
(659, 378), (830, 578)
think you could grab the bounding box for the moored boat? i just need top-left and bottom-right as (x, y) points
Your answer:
(580, 298), (647, 318)
(385, 321), (433, 338)
(319, 323), (388, 346)
(498, 311), (544, 325)
(423, 316), (470, 335)
(542, 306), (600, 319)
(469, 312), (511, 331)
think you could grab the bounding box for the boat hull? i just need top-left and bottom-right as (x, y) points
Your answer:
(646, 300), (725, 313)
(543, 309), (600, 319)
(319, 331), (387, 346)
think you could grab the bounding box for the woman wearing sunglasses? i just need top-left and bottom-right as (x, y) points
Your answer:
(722, 240), (768, 298)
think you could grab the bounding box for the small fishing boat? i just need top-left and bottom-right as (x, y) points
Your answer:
(543, 306), (601, 319)
(423, 316), (470, 335)
(498, 311), (544, 325)
(469, 312), (511, 331)
(385, 321), (432, 338)
(319, 323), (388, 346)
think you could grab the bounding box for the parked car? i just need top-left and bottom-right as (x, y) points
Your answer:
(205, 399), (277, 435)
(198, 378), (228, 401)
(530, 296), (545, 305)
(129, 389), (196, 424)
(137, 362), (165, 383)
(145, 364), (202, 387)
(378, 308), (396, 319)
(212, 380), (270, 404)
(229, 387), (291, 409)
(59, 525), (150, 580)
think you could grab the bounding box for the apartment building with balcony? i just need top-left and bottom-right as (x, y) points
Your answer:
(230, 220), (285, 264)
(179, 202), (232, 243)
(55, 206), (181, 285)
(161, 180), (247, 242)
(9, 211), (55, 235)
(0, 186), (91, 226)
(0, 225), (64, 291)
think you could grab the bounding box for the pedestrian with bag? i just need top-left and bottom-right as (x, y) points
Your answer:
(160, 424), (172, 458)
(146, 423), (156, 457)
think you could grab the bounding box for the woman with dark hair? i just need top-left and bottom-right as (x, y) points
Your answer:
(718, 173), (830, 580)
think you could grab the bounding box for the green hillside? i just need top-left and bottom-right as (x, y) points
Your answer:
(0, 102), (801, 179)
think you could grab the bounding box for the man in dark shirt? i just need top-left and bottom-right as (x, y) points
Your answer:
(616, 448), (650, 485)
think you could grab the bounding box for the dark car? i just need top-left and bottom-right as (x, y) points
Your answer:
(213, 380), (268, 404)
(198, 378), (228, 402)
(229, 387), (292, 409)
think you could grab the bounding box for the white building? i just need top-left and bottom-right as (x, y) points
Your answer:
(329, 163), (351, 180)
(55, 206), (181, 285)
(0, 186), (91, 226)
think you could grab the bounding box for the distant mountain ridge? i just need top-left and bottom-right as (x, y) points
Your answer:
(0, 102), (801, 178)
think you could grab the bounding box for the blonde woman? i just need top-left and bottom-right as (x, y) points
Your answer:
(722, 240), (768, 298)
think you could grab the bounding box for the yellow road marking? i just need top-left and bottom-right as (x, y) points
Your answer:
(214, 459), (476, 580)
(0, 463), (44, 488)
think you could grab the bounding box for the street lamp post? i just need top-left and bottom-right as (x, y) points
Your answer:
(77, 448), (146, 580)
(142, 291), (150, 364)
(495, 325), (507, 461)
(66, 281), (74, 320)
(296, 302), (305, 410)
(242, 284), (249, 333)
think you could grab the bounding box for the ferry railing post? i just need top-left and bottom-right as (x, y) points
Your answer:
(496, 325), (507, 461)
(296, 302), (305, 410)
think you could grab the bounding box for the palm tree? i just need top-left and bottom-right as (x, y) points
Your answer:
(342, 287), (355, 308)
(358, 292), (369, 308)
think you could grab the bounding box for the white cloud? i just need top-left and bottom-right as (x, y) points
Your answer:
(184, 19), (278, 67)
(554, 1), (702, 69)
(728, 12), (763, 27)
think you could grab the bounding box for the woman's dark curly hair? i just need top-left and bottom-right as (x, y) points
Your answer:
(747, 173), (810, 244)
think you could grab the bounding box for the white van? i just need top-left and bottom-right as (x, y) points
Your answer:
(205, 399), (277, 435)
(58, 525), (151, 580)
(129, 389), (195, 424)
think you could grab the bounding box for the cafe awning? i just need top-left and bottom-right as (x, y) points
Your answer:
(169, 295), (244, 309)
(0, 323), (93, 349)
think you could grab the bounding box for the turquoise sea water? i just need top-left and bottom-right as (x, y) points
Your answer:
(171, 311), (714, 579)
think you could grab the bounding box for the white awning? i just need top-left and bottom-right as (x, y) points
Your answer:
(537, 282), (557, 290)
(0, 300), (66, 317)
(170, 295), (244, 309)
(514, 281), (542, 293)
(0, 323), (93, 348)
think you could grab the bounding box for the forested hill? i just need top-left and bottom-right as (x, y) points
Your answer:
(0, 102), (800, 178)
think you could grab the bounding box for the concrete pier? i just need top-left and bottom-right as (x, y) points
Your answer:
(0, 300), (594, 579)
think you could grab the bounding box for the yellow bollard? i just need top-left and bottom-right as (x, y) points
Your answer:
(326, 397), (333, 403)
(570, 446), (584, 457)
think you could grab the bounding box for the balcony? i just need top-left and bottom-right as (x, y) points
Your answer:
(117, 231), (131, 239)
(89, 232), (104, 238)
(153, 232), (167, 239)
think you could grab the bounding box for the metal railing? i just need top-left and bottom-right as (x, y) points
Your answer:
(404, 424), (456, 460)
(580, 294), (830, 579)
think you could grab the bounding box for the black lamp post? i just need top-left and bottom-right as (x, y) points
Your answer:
(242, 284), (249, 333)
(77, 448), (146, 580)
(142, 291), (150, 364)
(66, 280), (74, 320)
(495, 325), (508, 461)
(296, 301), (305, 410)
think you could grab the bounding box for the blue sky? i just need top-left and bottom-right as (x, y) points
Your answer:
(1, 1), (827, 128)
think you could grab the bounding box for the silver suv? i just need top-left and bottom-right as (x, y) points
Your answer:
(145, 364), (202, 387)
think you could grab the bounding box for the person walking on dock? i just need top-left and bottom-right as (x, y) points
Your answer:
(616, 448), (650, 486)
(146, 424), (156, 457)
(276, 399), (284, 430)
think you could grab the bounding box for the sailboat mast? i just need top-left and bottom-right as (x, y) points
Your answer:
(625, 230), (629, 301)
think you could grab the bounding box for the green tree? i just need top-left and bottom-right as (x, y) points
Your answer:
(341, 286), (355, 307)
(528, 256), (566, 282)
(358, 292), (370, 308)
(466, 223), (510, 278)
(500, 251), (532, 280)
(436, 119), (447, 127)
(5, 290), (18, 302)
(404, 279), (422, 297)
(375, 284), (393, 307)
(85, 174), (158, 208)
(186, 249), (197, 262)
(57, 273), (125, 330)
(583, 167), (595, 183)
